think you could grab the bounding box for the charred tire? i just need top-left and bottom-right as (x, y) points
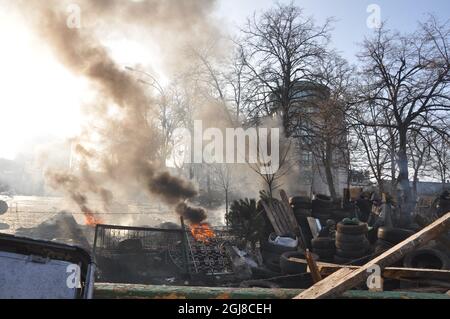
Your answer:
(311, 237), (335, 249)
(118, 238), (143, 251)
(331, 210), (351, 222)
(294, 208), (312, 217)
(374, 239), (394, 254)
(333, 255), (353, 265)
(337, 222), (368, 235)
(240, 280), (280, 289)
(335, 232), (367, 243)
(403, 248), (450, 270)
(290, 196), (311, 208)
(261, 250), (281, 273)
(315, 194), (332, 202)
(313, 248), (336, 259)
(335, 239), (369, 251)
(377, 227), (415, 244)
(335, 247), (368, 259)
(280, 251), (318, 275)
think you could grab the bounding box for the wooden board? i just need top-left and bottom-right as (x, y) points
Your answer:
(290, 258), (450, 281)
(294, 212), (450, 299)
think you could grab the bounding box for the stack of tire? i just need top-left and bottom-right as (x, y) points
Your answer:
(334, 220), (370, 265)
(375, 227), (415, 255)
(290, 196), (313, 249)
(311, 194), (333, 223)
(290, 196), (312, 217)
(311, 237), (335, 262)
(260, 235), (297, 273)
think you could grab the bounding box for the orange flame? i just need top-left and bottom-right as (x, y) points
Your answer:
(190, 223), (215, 242)
(84, 212), (103, 226)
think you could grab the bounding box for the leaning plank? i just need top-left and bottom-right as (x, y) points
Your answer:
(415, 214), (450, 247)
(280, 189), (308, 249)
(279, 190), (301, 232)
(272, 201), (292, 234)
(261, 200), (283, 235)
(290, 258), (450, 281)
(294, 212), (450, 299)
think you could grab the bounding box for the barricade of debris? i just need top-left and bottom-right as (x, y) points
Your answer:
(0, 190), (449, 299)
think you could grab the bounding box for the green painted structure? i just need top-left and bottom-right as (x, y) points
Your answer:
(94, 283), (450, 299)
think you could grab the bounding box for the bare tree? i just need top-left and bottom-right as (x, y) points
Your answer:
(353, 17), (450, 224)
(238, 3), (332, 136)
(430, 132), (450, 188)
(296, 53), (353, 199)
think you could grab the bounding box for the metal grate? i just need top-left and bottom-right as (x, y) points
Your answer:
(93, 224), (237, 279)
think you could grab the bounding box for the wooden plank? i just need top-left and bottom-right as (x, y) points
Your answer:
(279, 190), (301, 232)
(272, 201), (292, 234)
(294, 212), (450, 299)
(289, 258), (450, 281)
(280, 189), (308, 249)
(415, 213), (450, 247)
(305, 249), (322, 283)
(261, 200), (284, 235)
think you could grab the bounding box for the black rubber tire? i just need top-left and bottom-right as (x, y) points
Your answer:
(118, 238), (143, 251)
(290, 196), (311, 206)
(311, 237), (335, 249)
(333, 255), (353, 265)
(240, 280), (280, 289)
(293, 208), (312, 217)
(331, 210), (350, 221)
(315, 194), (332, 202)
(312, 248), (336, 258)
(376, 238), (395, 248)
(403, 248), (450, 270)
(335, 239), (369, 251)
(335, 247), (368, 259)
(261, 250), (282, 272)
(337, 222), (368, 235)
(335, 232), (367, 243)
(280, 251), (318, 275)
(377, 227), (415, 244)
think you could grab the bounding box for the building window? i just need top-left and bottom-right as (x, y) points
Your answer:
(300, 151), (312, 166)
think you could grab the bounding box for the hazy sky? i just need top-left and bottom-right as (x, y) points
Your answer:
(217, 0), (450, 61)
(0, 0), (449, 159)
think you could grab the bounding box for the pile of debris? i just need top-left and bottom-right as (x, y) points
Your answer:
(250, 189), (450, 297)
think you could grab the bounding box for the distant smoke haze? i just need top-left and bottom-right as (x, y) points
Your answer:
(16, 0), (220, 224)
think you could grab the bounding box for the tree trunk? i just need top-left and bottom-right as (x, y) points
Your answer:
(397, 131), (413, 225)
(324, 142), (338, 200)
(225, 189), (229, 222)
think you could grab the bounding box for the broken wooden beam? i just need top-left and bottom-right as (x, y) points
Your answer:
(290, 258), (450, 281)
(294, 212), (450, 299)
(305, 249), (322, 283)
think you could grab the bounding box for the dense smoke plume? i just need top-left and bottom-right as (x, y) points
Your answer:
(18, 0), (219, 224)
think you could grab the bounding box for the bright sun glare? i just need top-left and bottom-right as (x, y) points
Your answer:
(0, 9), (89, 159)
(0, 7), (163, 160)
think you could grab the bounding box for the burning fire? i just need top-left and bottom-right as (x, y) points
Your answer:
(84, 212), (103, 226)
(190, 223), (215, 242)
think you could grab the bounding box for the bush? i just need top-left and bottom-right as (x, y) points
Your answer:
(225, 198), (265, 249)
